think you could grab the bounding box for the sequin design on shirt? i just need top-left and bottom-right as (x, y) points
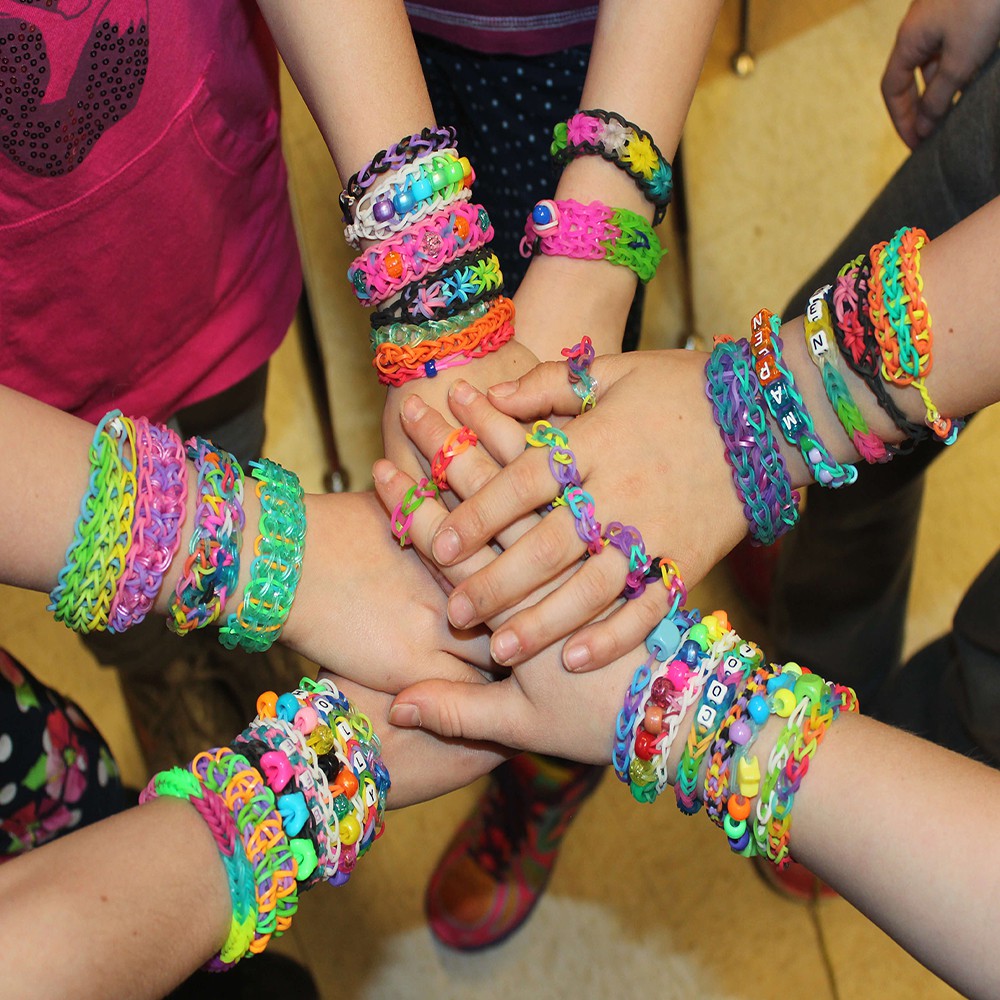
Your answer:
(0, 0), (149, 176)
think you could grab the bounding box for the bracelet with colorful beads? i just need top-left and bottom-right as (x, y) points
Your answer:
(705, 337), (800, 545)
(550, 109), (673, 224)
(803, 285), (893, 465)
(339, 125), (458, 223)
(520, 198), (665, 283)
(674, 634), (758, 815)
(749, 308), (858, 489)
(167, 437), (245, 635)
(348, 202), (493, 307)
(345, 150), (475, 248)
(49, 411), (138, 633)
(107, 419), (188, 632)
(369, 247), (504, 327)
(218, 459), (306, 654)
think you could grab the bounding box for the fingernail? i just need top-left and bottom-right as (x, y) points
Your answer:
(402, 394), (427, 422)
(433, 527), (461, 564)
(488, 380), (517, 398)
(491, 630), (520, 665)
(448, 591), (474, 628)
(450, 380), (478, 405)
(372, 460), (395, 485)
(388, 703), (420, 728)
(563, 644), (592, 672)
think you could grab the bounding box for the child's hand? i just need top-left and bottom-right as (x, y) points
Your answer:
(402, 350), (747, 673)
(882, 0), (1000, 148)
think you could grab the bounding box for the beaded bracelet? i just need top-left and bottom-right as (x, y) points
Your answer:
(749, 308), (858, 489)
(550, 109), (673, 224)
(562, 335), (597, 412)
(674, 635), (757, 815)
(432, 426), (478, 490)
(218, 459), (306, 654)
(167, 437), (245, 635)
(630, 614), (731, 802)
(833, 256), (926, 452)
(803, 286), (892, 465)
(108, 419), (188, 632)
(520, 198), (665, 283)
(391, 477), (439, 546)
(345, 151), (474, 248)
(374, 295), (515, 387)
(49, 411), (137, 633)
(339, 125), (458, 223)
(348, 202), (494, 307)
(705, 337), (800, 545)
(370, 299), (491, 351)
(370, 247), (503, 327)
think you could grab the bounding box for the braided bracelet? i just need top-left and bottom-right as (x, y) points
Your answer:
(344, 150), (474, 249)
(749, 308), (858, 489)
(167, 437), (245, 634)
(49, 411), (137, 633)
(339, 125), (458, 223)
(520, 198), (665, 283)
(803, 285), (892, 464)
(705, 338), (800, 545)
(348, 202), (493, 306)
(218, 459), (306, 654)
(370, 299), (491, 351)
(550, 109), (672, 224)
(370, 247), (504, 327)
(374, 295), (515, 386)
(107, 419), (188, 632)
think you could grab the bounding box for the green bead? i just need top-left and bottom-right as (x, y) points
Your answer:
(333, 795), (352, 819)
(793, 673), (826, 706)
(688, 623), (710, 649)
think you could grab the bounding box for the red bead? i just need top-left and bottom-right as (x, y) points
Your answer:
(634, 730), (658, 761)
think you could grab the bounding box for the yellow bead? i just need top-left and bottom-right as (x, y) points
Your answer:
(307, 724), (336, 755)
(773, 687), (797, 718)
(737, 756), (761, 798)
(338, 813), (362, 846)
(782, 661), (803, 677)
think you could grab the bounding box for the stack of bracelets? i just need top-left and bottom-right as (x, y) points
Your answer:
(519, 109), (671, 283)
(615, 608), (858, 870)
(139, 675), (389, 970)
(341, 126), (512, 386)
(48, 412), (307, 653)
(707, 225), (965, 546)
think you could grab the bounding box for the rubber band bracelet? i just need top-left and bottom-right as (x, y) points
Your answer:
(550, 109), (672, 224)
(219, 459), (306, 654)
(370, 299), (491, 351)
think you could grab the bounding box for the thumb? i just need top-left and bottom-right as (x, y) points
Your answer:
(389, 677), (523, 748)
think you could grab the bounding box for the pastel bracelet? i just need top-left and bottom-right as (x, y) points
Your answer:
(369, 299), (491, 352)
(550, 109), (673, 224)
(167, 436), (245, 634)
(520, 198), (665, 283)
(218, 459), (306, 654)
(348, 202), (493, 306)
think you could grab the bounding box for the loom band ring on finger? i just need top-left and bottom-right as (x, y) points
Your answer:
(525, 419), (569, 450)
(555, 485), (604, 550)
(390, 477), (439, 546)
(644, 557), (688, 618)
(431, 426), (478, 490)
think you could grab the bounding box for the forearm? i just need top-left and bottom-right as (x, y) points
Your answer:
(0, 798), (231, 1000)
(256, 0), (434, 182)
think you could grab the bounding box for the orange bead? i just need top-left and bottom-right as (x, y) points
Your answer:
(384, 250), (404, 279)
(335, 769), (360, 798)
(454, 215), (470, 240)
(256, 691), (278, 718)
(727, 793), (752, 821)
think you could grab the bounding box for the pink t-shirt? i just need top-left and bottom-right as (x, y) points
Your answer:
(405, 1), (597, 56)
(0, 0), (301, 423)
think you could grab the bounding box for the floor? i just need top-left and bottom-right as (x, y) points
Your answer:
(2, 1), (999, 997)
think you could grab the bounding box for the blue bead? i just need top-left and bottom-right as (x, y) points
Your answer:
(645, 616), (681, 661)
(532, 202), (553, 226)
(411, 176), (433, 202)
(747, 694), (769, 725)
(393, 188), (416, 215)
(276, 692), (300, 723)
(424, 359), (438, 378)
(678, 639), (702, 667)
